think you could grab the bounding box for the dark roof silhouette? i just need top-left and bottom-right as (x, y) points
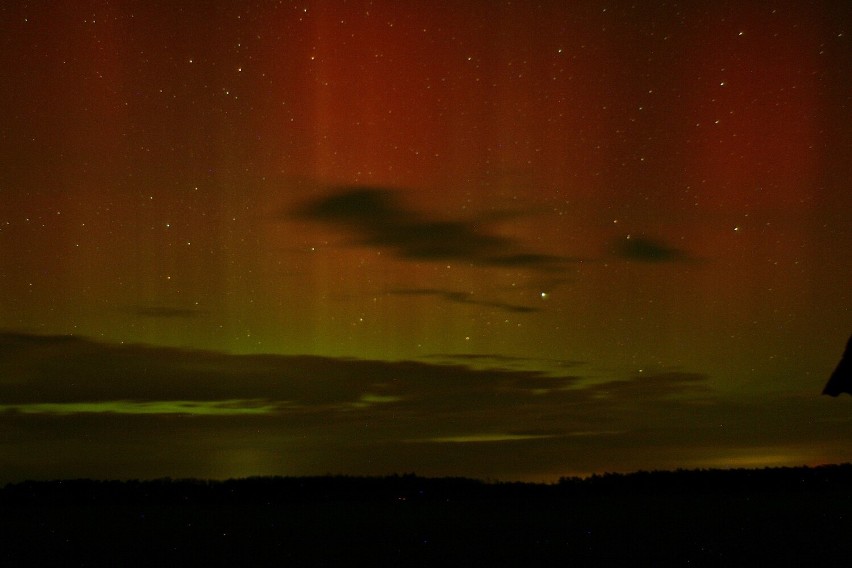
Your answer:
(823, 334), (852, 396)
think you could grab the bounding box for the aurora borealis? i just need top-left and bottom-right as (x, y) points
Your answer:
(0, 0), (850, 482)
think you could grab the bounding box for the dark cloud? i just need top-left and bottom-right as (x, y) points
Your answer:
(0, 331), (82, 351)
(424, 353), (586, 373)
(298, 188), (397, 223)
(0, 333), (580, 411)
(390, 288), (540, 314)
(588, 372), (710, 399)
(613, 236), (687, 263)
(0, 333), (708, 421)
(293, 186), (575, 271)
(2, 332), (846, 482)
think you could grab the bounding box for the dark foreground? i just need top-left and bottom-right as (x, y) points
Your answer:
(3, 465), (852, 567)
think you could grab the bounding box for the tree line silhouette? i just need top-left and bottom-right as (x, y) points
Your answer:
(2, 465), (851, 566)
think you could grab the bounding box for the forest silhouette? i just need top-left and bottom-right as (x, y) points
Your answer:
(3, 465), (851, 566)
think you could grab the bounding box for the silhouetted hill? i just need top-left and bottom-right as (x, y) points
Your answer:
(823, 333), (852, 396)
(2, 465), (852, 566)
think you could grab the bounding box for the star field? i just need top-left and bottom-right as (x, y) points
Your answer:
(0, 0), (849, 481)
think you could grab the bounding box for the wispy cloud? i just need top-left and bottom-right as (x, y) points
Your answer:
(389, 288), (540, 314)
(423, 353), (585, 377)
(0, 399), (277, 415)
(415, 433), (560, 443)
(292, 186), (577, 271)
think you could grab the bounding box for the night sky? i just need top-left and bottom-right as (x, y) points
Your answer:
(1, 0), (850, 482)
